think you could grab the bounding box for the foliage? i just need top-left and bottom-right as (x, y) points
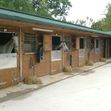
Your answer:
(0, 0), (35, 13)
(68, 17), (94, 27)
(32, 0), (72, 20)
(91, 20), (104, 30)
(91, 3), (111, 31)
(103, 3), (111, 31)
(0, 0), (72, 20)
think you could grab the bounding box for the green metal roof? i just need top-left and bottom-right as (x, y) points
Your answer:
(105, 32), (111, 35)
(0, 8), (111, 36)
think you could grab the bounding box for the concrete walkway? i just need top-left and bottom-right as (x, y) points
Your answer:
(0, 59), (110, 103)
(0, 63), (111, 111)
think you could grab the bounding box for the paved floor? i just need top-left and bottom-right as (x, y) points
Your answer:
(0, 60), (109, 102)
(0, 63), (111, 111)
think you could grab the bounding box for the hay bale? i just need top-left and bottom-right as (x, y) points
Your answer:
(100, 58), (106, 62)
(24, 75), (42, 85)
(86, 61), (94, 66)
(63, 66), (72, 72)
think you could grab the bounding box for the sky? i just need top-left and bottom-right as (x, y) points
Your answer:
(66, 0), (111, 23)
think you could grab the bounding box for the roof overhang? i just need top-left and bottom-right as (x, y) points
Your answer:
(0, 8), (110, 37)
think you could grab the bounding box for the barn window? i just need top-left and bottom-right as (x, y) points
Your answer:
(0, 32), (18, 53)
(80, 38), (85, 49)
(87, 38), (94, 49)
(52, 36), (62, 61)
(24, 33), (37, 52)
(95, 39), (99, 48)
(72, 38), (76, 49)
(52, 36), (61, 50)
(64, 37), (72, 50)
(0, 32), (18, 69)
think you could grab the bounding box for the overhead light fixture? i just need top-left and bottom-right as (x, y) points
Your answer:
(32, 28), (53, 32)
(91, 35), (98, 37)
(4, 28), (7, 32)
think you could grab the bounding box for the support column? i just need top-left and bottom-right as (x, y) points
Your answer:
(108, 39), (110, 58)
(106, 39), (109, 59)
(19, 27), (23, 80)
(76, 37), (80, 66)
(105, 40), (107, 58)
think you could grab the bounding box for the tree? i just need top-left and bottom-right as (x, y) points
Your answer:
(0, 0), (72, 21)
(103, 3), (111, 31)
(68, 17), (94, 27)
(91, 3), (111, 31)
(32, 0), (72, 20)
(91, 20), (104, 30)
(0, 0), (35, 13)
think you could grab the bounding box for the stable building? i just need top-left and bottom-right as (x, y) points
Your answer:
(0, 8), (111, 88)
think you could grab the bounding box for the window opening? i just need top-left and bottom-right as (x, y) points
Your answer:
(80, 38), (85, 49)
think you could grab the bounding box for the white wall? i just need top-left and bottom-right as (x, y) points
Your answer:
(0, 53), (17, 69)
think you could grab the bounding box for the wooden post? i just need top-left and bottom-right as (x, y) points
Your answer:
(44, 34), (52, 74)
(19, 27), (23, 80)
(76, 37), (80, 66)
(62, 33), (64, 70)
(106, 40), (108, 58)
(108, 39), (110, 58)
(76, 37), (80, 49)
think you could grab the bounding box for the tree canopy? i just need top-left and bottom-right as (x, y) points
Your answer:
(0, 0), (72, 21)
(91, 3), (111, 31)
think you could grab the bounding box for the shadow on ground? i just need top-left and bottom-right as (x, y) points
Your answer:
(12, 92), (32, 101)
(80, 70), (95, 76)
